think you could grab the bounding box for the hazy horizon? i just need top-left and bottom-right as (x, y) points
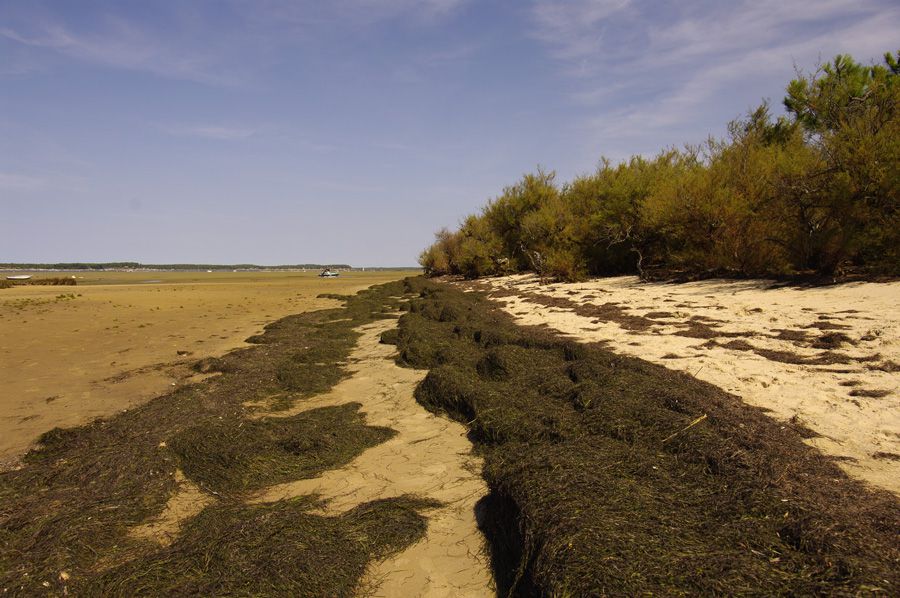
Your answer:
(2, 0), (898, 265)
(0, 261), (419, 269)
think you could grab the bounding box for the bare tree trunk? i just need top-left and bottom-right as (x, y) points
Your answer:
(631, 247), (645, 280)
(520, 244), (547, 284)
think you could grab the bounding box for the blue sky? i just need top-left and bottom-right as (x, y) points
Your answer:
(2, 1), (897, 266)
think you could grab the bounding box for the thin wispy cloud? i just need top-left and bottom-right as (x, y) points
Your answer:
(0, 171), (89, 194)
(643, 0), (889, 68)
(1, 1), (472, 86)
(418, 41), (481, 67)
(530, 0), (888, 74)
(530, 0), (632, 64)
(0, 19), (239, 86)
(528, 0), (900, 159)
(162, 124), (259, 140)
(390, 40), (483, 83)
(237, 0), (471, 29)
(340, 0), (470, 21)
(0, 172), (46, 190)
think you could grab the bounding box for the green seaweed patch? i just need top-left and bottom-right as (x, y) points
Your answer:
(172, 404), (394, 494)
(82, 496), (438, 597)
(0, 278), (414, 595)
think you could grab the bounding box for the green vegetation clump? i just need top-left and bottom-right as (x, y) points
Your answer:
(31, 277), (77, 286)
(396, 278), (900, 595)
(0, 277), (76, 289)
(0, 280), (428, 596)
(171, 404), (395, 494)
(421, 52), (900, 281)
(84, 496), (435, 597)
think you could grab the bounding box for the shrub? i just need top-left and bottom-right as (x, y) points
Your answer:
(421, 51), (899, 281)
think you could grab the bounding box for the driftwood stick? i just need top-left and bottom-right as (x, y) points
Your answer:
(662, 413), (708, 444)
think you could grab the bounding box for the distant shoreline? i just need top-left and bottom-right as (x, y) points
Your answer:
(0, 263), (421, 272)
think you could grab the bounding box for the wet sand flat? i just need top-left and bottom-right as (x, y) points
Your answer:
(474, 274), (900, 494)
(0, 270), (409, 466)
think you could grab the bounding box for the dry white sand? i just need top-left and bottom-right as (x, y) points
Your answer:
(473, 274), (900, 495)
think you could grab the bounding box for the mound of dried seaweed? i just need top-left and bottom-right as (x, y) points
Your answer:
(393, 279), (900, 596)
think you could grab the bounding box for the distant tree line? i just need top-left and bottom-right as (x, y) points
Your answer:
(0, 263), (352, 271)
(421, 52), (899, 281)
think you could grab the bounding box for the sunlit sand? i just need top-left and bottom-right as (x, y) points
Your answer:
(0, 270), (408, 467)
(475, 274), (900, 494)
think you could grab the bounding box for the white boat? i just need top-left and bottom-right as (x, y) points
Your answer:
(6, 275), (31, 280)
(319, 269), (339, 278)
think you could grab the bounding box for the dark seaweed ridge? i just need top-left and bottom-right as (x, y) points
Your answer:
(394, 278), (900, 596)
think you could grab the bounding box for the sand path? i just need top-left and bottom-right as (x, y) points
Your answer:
(252, 318), (494, 598)
(475, 275), (900, 495)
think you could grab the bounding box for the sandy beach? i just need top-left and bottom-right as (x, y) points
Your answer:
(472, 274), (900, 494)
(0, 270), (408, 467)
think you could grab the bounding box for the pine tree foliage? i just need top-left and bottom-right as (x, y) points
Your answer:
(421, 52), (899, 280)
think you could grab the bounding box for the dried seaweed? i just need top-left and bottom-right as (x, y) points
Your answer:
(396, 279), (900, 596)
(0, 280), (433, 596)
